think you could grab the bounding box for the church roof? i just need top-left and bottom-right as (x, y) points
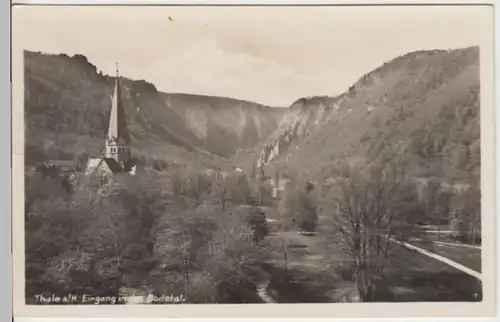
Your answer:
(85, 157), (139, 176)
(103, 158), (124, 174)
(85, 158), (103, 175)
(107, 65), (131, 146)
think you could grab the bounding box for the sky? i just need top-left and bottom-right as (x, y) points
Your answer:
(14, 5), (491, 107)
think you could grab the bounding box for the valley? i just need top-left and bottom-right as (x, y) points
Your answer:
(24, 46), (482, 304)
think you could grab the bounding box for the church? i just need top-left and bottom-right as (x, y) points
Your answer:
(85, 64), (138, 178)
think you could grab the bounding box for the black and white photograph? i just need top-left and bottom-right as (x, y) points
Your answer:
(12, 3), (496, 318)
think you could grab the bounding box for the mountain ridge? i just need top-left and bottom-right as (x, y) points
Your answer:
(24, 50), (287, 166)
(255, 46), (480, 186)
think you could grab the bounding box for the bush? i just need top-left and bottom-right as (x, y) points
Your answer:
(279, 181), (318, 232)
(246, 207), (269, 243)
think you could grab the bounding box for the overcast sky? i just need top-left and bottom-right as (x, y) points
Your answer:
(15, 5), (490, 106)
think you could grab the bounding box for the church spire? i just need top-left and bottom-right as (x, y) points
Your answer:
(107, 62), (131, 145)
(105, 62), (132, 166)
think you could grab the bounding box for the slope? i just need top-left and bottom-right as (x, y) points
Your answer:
(24, 50), (286, 166)
(256, 47), (480, 185)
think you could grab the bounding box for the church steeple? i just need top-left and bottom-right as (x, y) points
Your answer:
(105, 63), (132, 168)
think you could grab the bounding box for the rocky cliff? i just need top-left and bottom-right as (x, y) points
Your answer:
(257, 47), (480, 184)
(257, 95), (340, 167)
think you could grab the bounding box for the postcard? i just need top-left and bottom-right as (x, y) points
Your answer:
(11, 2), (496, 318)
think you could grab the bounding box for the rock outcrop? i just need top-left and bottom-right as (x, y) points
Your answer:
(256, 47), (480, 187)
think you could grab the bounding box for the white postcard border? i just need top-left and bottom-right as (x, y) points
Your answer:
(8, 1), (498, 320)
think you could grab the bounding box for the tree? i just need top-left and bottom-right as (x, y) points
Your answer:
(322, 159), (419, 301)
(251, 163), (257, 182)
(246, 206), (269, 244)
(221, 174), (251, 204)
(278, 179), (318, 232)
(199, 213), (269, 303)
(25, 195), (78, 299)
(152, 202), (218, 301)
(25, 163), (272, 304)
(25, 170), (172, 301)
(467, 187), (482, 244)
(421, 177), (443, 228)
(152, 198), (269, 303)
(297, 181), (318, 232)
(250, 179), (272, 206)
(68, 179), (157, 296)
(450, 186), (481, 244)
(25, 172), (69, 211)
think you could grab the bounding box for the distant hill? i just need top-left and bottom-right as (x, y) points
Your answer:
(24, 50), (287, 166)
(255, 47), (480, 186)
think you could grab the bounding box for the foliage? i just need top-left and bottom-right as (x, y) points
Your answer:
(25, 165), (272, 304)
(246, 206), (269, 244)
(449, 187), (481, 244)
(258, 47), (480, 194)
(278, 180), (318, 232)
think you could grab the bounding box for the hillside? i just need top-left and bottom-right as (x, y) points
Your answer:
(24, 50), (286, 166)
(255, 47), (480, 185)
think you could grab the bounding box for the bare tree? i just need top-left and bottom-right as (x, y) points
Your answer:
(251, 163), (257, 182)
(322, 159), (419, 301)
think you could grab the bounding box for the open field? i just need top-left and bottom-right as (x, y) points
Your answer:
(406, 239), (482, 273)
(263, 230), (482, 303)
(417, 230), (482, 246)
(264, 231), (358, 302)
(382, 242), (481, 301)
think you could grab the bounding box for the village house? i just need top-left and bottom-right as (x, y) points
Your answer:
(269, 174), (290, 199)
(33, 160), (83, 178)
(203, 168), (229, 181)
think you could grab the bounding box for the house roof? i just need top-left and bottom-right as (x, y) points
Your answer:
(103, 158), (124, 174)
(85, 158), (103, 175)
(85, 157), (140, 176)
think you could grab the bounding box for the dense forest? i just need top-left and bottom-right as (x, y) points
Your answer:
(25, 165), (279, 304)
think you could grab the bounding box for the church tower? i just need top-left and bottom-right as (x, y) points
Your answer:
(105, 63), (132, 170)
